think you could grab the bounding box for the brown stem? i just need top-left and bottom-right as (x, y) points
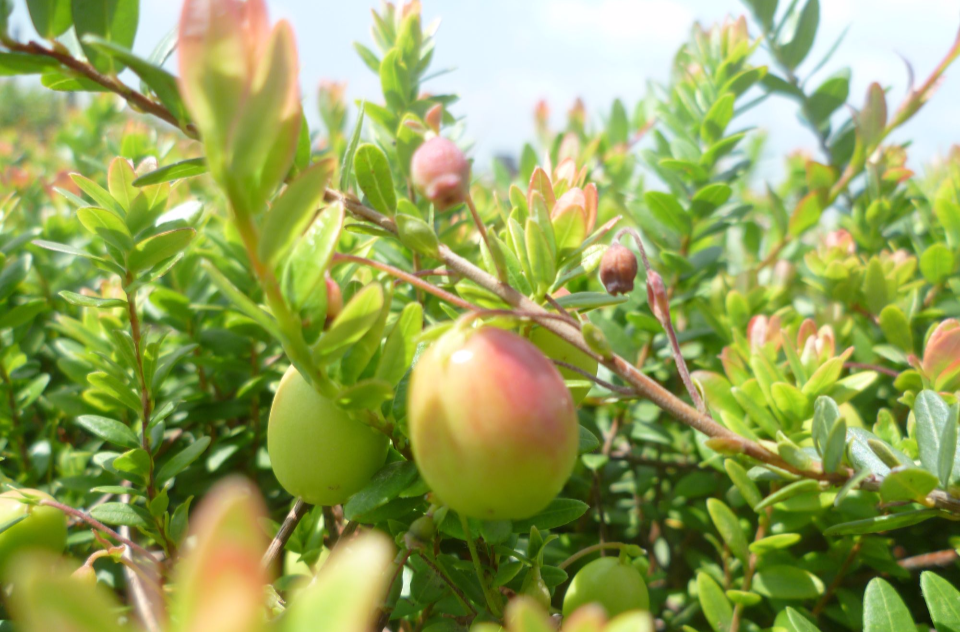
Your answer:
(813, 539), (862, 618)
(465, 194), (507, 283)
(0, 358), (30, 472)
(558, 542), (633, 570)
(415, 551), (477, 616)
(730, 510), (770, 632)
(552, 360), (634, 396)
(2, 40), (197, 138)
(844, 362), (899, 378)
(897, 548), (959, 570)
(261, 498), (310, 571)
(331, 253), (477, 311)
(39, 499), (160, 564)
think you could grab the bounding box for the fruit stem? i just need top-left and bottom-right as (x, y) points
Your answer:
(558, 542), (634, 570)
(459, 513), (503, 618)
(331, 253), (477, 311)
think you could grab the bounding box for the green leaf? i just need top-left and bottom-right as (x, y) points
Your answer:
(0, 298), (47, 328)
(375, 302), (423, 386)
(879, 305), (913, 352)
(72, 0), (139, 75)
(340, 102), (366, 190)
(725, 460), (762, 509)
(282, 202), (344, 317)
(915, 390), (960, 482)
(864, 578), (915, 632)
(879, 467), (939, 503)
(859, 83), (887, 148)
(939, 410), (958, 489)
(112, 448), (150, 478)
(396, 213), (440, 258)
(782, 607), (821, 632)
(920, 243), (955, 284)
(706, 499), (749, 564)
(697, 572), (733, 632)
(578, 425), (601, 454)
(77, 207), (132, 252)
(511, 499), (588, 532)
(89, 501), (151, 528)
(75, 415), (139, 450)
(525, 218), (556, 294)
(379, 48), (410, 112)
(132, 158), (207, 187)
(58, 291), (127, 309)
(335, 379), (393, 410)
(81, 34), (187, 123)
(701, 93), (735, 144)
(823, 509), (938, 536)
(87, 371), (140, 412)
(778, 0), (819, 70)
(259, 159), (335, 266)
(354, 143), (397, 215)
(691, 183), (732, 217)
(315, 284), (385, 362)
(753, 565), (824, 600)
(202, 260), (281, 339)
(343, 461), (419, 521)
(807, 70), (850, 125)
(32, 239), (103, 261)
(127, 228), (195, 273)
(155, 436), (211, 483)
(645, 191), (691, 235)
(754, 479), (820, 511)
(554, 291), (627, 310)
(749, 533), (802, 554)
(788, 192), (822, 236)
(921, 571), (960, 632)
(26, 0), (72, 38)
(801, 356), (845, 397)
(0, 52), (60, 75)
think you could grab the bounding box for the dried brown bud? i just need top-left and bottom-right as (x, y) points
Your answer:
(599, 243), (637, 296)
(411, 136), (471, 211)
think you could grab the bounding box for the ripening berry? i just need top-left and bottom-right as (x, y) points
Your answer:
(408, 327), (579, 520)
(410, 137), (470, 210)
(563, 557), (649, 618)
(0, 489), (67, 573)
(268, 366), (389, 506)
(599, 243), (638, 295)
(325, 275), (343, 325)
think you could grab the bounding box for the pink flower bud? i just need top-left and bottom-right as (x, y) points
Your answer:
(599, 243), (637, 296)
(325, 275), (342, 326)
(425, 103), (443, 134)
(747, 315), (782, 353)
(410, 137), (471, 211)
(922, 319), (960, 390)
(645, 270), (670, 323)
(823, 229), (856, 254)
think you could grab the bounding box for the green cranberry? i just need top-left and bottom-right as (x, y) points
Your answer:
(563, 557), (649, 618)
(267, 366), (389, 506)
(0, 489), (67, 573)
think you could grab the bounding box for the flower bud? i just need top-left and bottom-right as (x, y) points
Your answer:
(424, 103), (443, 134)
(922, 319), (960, 390)
(325, 275), (342, 326)
(646, 271), (669, 323)
(599, 243), (637, 296)
(823, 229), (856, 255)
(410, 137), (470, 211)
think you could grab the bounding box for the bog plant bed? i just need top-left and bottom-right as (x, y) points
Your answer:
(0, 0), (959, 630)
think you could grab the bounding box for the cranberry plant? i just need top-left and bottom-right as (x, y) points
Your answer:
(1, 0), (960, 631)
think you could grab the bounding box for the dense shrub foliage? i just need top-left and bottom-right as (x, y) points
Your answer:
(1, 0), (960, 631)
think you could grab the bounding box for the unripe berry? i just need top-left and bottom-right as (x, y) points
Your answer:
(408, 327), (579, 520)
(325, 275), (342, 326)
(267, 366), (389, 506)
(0, 489), (67, 573)
(563, 557), (649, 618)
(599, 244), (637, 296)
(410, 137), (470, 211)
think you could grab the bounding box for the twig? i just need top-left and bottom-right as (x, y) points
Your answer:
(813, 539), (862, 618)
(465, 194), (507, 283)
(844, 362), (899, 378)
(558, 542), (634, 570)
(544, 292), (579, 326)
(38, 499), (160, 564)
(552, 360), (634, 395)
(415, 551), (477, 616)
(897, 548), (959, 571)
(730, 509), (770, 632)
(118, 491), (164, 632)
(261, 498), (310, 571)
(1, 40), (197, 138)
(332, 253), (477, 311)
(616, 227), (705, 415)
(459, 513), (501, 616)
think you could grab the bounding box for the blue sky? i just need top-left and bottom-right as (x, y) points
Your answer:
(9, 0), (960, 178)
